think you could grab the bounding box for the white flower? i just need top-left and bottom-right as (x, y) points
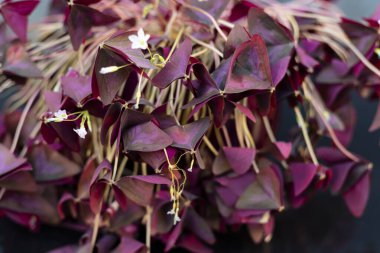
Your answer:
(99, 66), (120, 74)
(46, 109), (67, 122)
(173, 213), (181, 225)
(167, 209), (175, 215)
(128, 28), (150, 50)
(74, 126), (87, 139)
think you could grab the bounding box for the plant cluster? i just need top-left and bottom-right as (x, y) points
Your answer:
(0, 0), (380, 252)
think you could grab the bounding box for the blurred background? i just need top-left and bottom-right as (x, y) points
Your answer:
(1, 0), (380, 252)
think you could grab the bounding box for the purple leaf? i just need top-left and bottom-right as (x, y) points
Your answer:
(289, 163), (318, 196)
(123, 121), (173, 152)
(223, 147), (256, 175)
(2, 58), (42, 78)
(274, 141), (292, 159)
(236, 167), (283, 210)
(43, 121), (80, 152)
(177, 234), (213, 253)
(0, 144), (29, 178)
(0, 0), (39, 42)
(0, 191), (59, 224)
(61, 69), (91, 105)
(184, 207), (215, 244)
(112, 236), (147, 253)
(105, 31), (156, 69)
(28, 145), (81, 183)
(152, 38), (192, 89)
(77, 157), (97, 199)
(247, 8), (294, 85)
(225, 35), (273, 93)
(232, 102), (256, 122)
(181, 0), (229, 26)
(224, 24), (250, 58)
(343, 171), (370, 217)
(163, 118), (210, 150)
(43, 91), (62, 113)
(90, 178), (109, 213)
(92, 48), (130, 105)
(68, 4), (119, 50)
(101, 102), (123, 144)
(0, 171), (37, 193)
(115, 175), (170, 206)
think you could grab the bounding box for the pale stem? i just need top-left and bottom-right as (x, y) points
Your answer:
(202, 136), (218, 156)
(165, 26), (185, 63)
(303, 79), (360, 162)
(145, 205), (152, 253)
(294, 106), (319, 165)
(186, 33), (223, 57)
(179, 1), (228, 41)
(90, 212), (101, 251)
(10, 89), (40, 153)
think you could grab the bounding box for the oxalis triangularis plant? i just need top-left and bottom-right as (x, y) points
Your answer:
(0, 0), (380, 252)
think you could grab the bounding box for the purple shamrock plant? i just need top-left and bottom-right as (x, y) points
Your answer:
(0, 0), (380, 252)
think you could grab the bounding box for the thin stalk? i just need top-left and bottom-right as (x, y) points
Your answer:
(186, 33), (223, 57)
(165, 26), (185, 63)
(294, 106), (319, 165)
(145, 205), (152, 253)
(179, 1), (227, 41)
(10, 88), (40, 153)
(203, 136), (218, 156)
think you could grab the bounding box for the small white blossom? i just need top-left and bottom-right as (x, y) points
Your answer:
(99, 66), (120, 74)
(74, 126), (87, 139)
(46, 109), (68, 122)
(173, 213), (181, 225)
(167, 209), (175, 215)
(128, 28), (150, 50)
